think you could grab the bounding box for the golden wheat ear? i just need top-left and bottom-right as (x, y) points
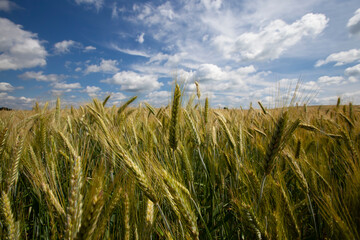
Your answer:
(2, 191), (18, 240)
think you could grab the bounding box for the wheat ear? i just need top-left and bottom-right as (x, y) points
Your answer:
(1, 191), (17, 240)
(169, 84), (181, 151)
(65, 156), (83, 240)
(258, 111), (288, 210)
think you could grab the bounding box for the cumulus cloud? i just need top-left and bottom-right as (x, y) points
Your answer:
(216, 13), (328, 61)
(54, 40), (81, 54)
(315, 49), (360, 67)
(52, 82), (81, 90)
(345, 64), (360, 82)
(83, 86), (101, 97)
(84, 59), (119, 74)
(100, 92), (127, 106)
(130, 1), (330, 69)
(314, 90), (360, 105)
(101, 71), (163, 92)
(84, 45), (96, 52)
(347, 8), (360, 35)
(106, 92), (127, 105)
(19, 71), (66, 82)
(0, 92), (34, 109)
(196, 64), (226, 81)
(195, 64), (257, 88)
(318, 76), (346, 85)
(163, 63), (268, 103)
(74, 0), (103, 11)
(345, 64), (360, 76)
(137, 33), (145, 43)
(0, 82), (15, 91)
(176, 68), (195, 81)
(0, 18), (47, 71)
(144, 90), (171, 106)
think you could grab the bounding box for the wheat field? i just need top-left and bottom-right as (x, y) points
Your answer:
(0, 84), (359, 239)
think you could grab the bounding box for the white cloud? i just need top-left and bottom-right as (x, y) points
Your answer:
(83, 86), (101, 97)
(195, 64), (256, 87)
(0, 82), (15, 91)
(217, 13), (329, 61)
(111, 92), (127, 100)
(75, 67), (82, 72)
(347, 8), (360, 35)
(345, 64), (360, 82)
(131, 1), (329, 67)
(112, 3), (118, 19)
(201, 0), (223, 11)
(0, 0), (17, 12)
(196, 64), (226, 81)
(236, 65), (257, 75)
(74, 0), (103, 10)
(52, 82), (81, 90)
(126, 0), (331, 106)
(111, 3), (125, 19)
(84, 45), (96, 52)
(0, 92), (34, 109)
(131, 2), (180, 41)
(54, 40), (80, 54)
(314, 90), (360, 105)
(18, 96), (34, 103)
(144, 90), (171, 106)
(105, 92), (127, 105)
(135, 2), (175, 24)
(176, 69), (195, 81)
(51, 89), (71, 96)
(84, 59), (119, 74)
(166, 63), (268, 101)
(0, 92), (12, 99)
(19, 71), (66, 82)
(345, 64), (360, 76)
(101, 71), (163, 92)
(110, 92), (127, 101)
(137, 33), (145, 44)
(0, 18), (47, 71)
(318, 76), (346, 85)
(0, 0), (11, 11)
(315, 49), (360, 67)
(111, 43), (150, 57)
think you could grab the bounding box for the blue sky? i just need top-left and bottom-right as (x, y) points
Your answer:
(0, 0), (360, 109)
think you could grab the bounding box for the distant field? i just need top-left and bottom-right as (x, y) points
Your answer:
(0, 88), (359, 239)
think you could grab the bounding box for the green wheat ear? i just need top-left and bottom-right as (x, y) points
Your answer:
(102, 95), (111, 106)
(118, 96), (137, 115)
(264, 111), (288, 176)
(204, 97), (209, 124)
(55, 97), (61, 125)
(258, 111), (288, 210)
(169, 84), (181, 151)
(258, 101), (267, 115)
